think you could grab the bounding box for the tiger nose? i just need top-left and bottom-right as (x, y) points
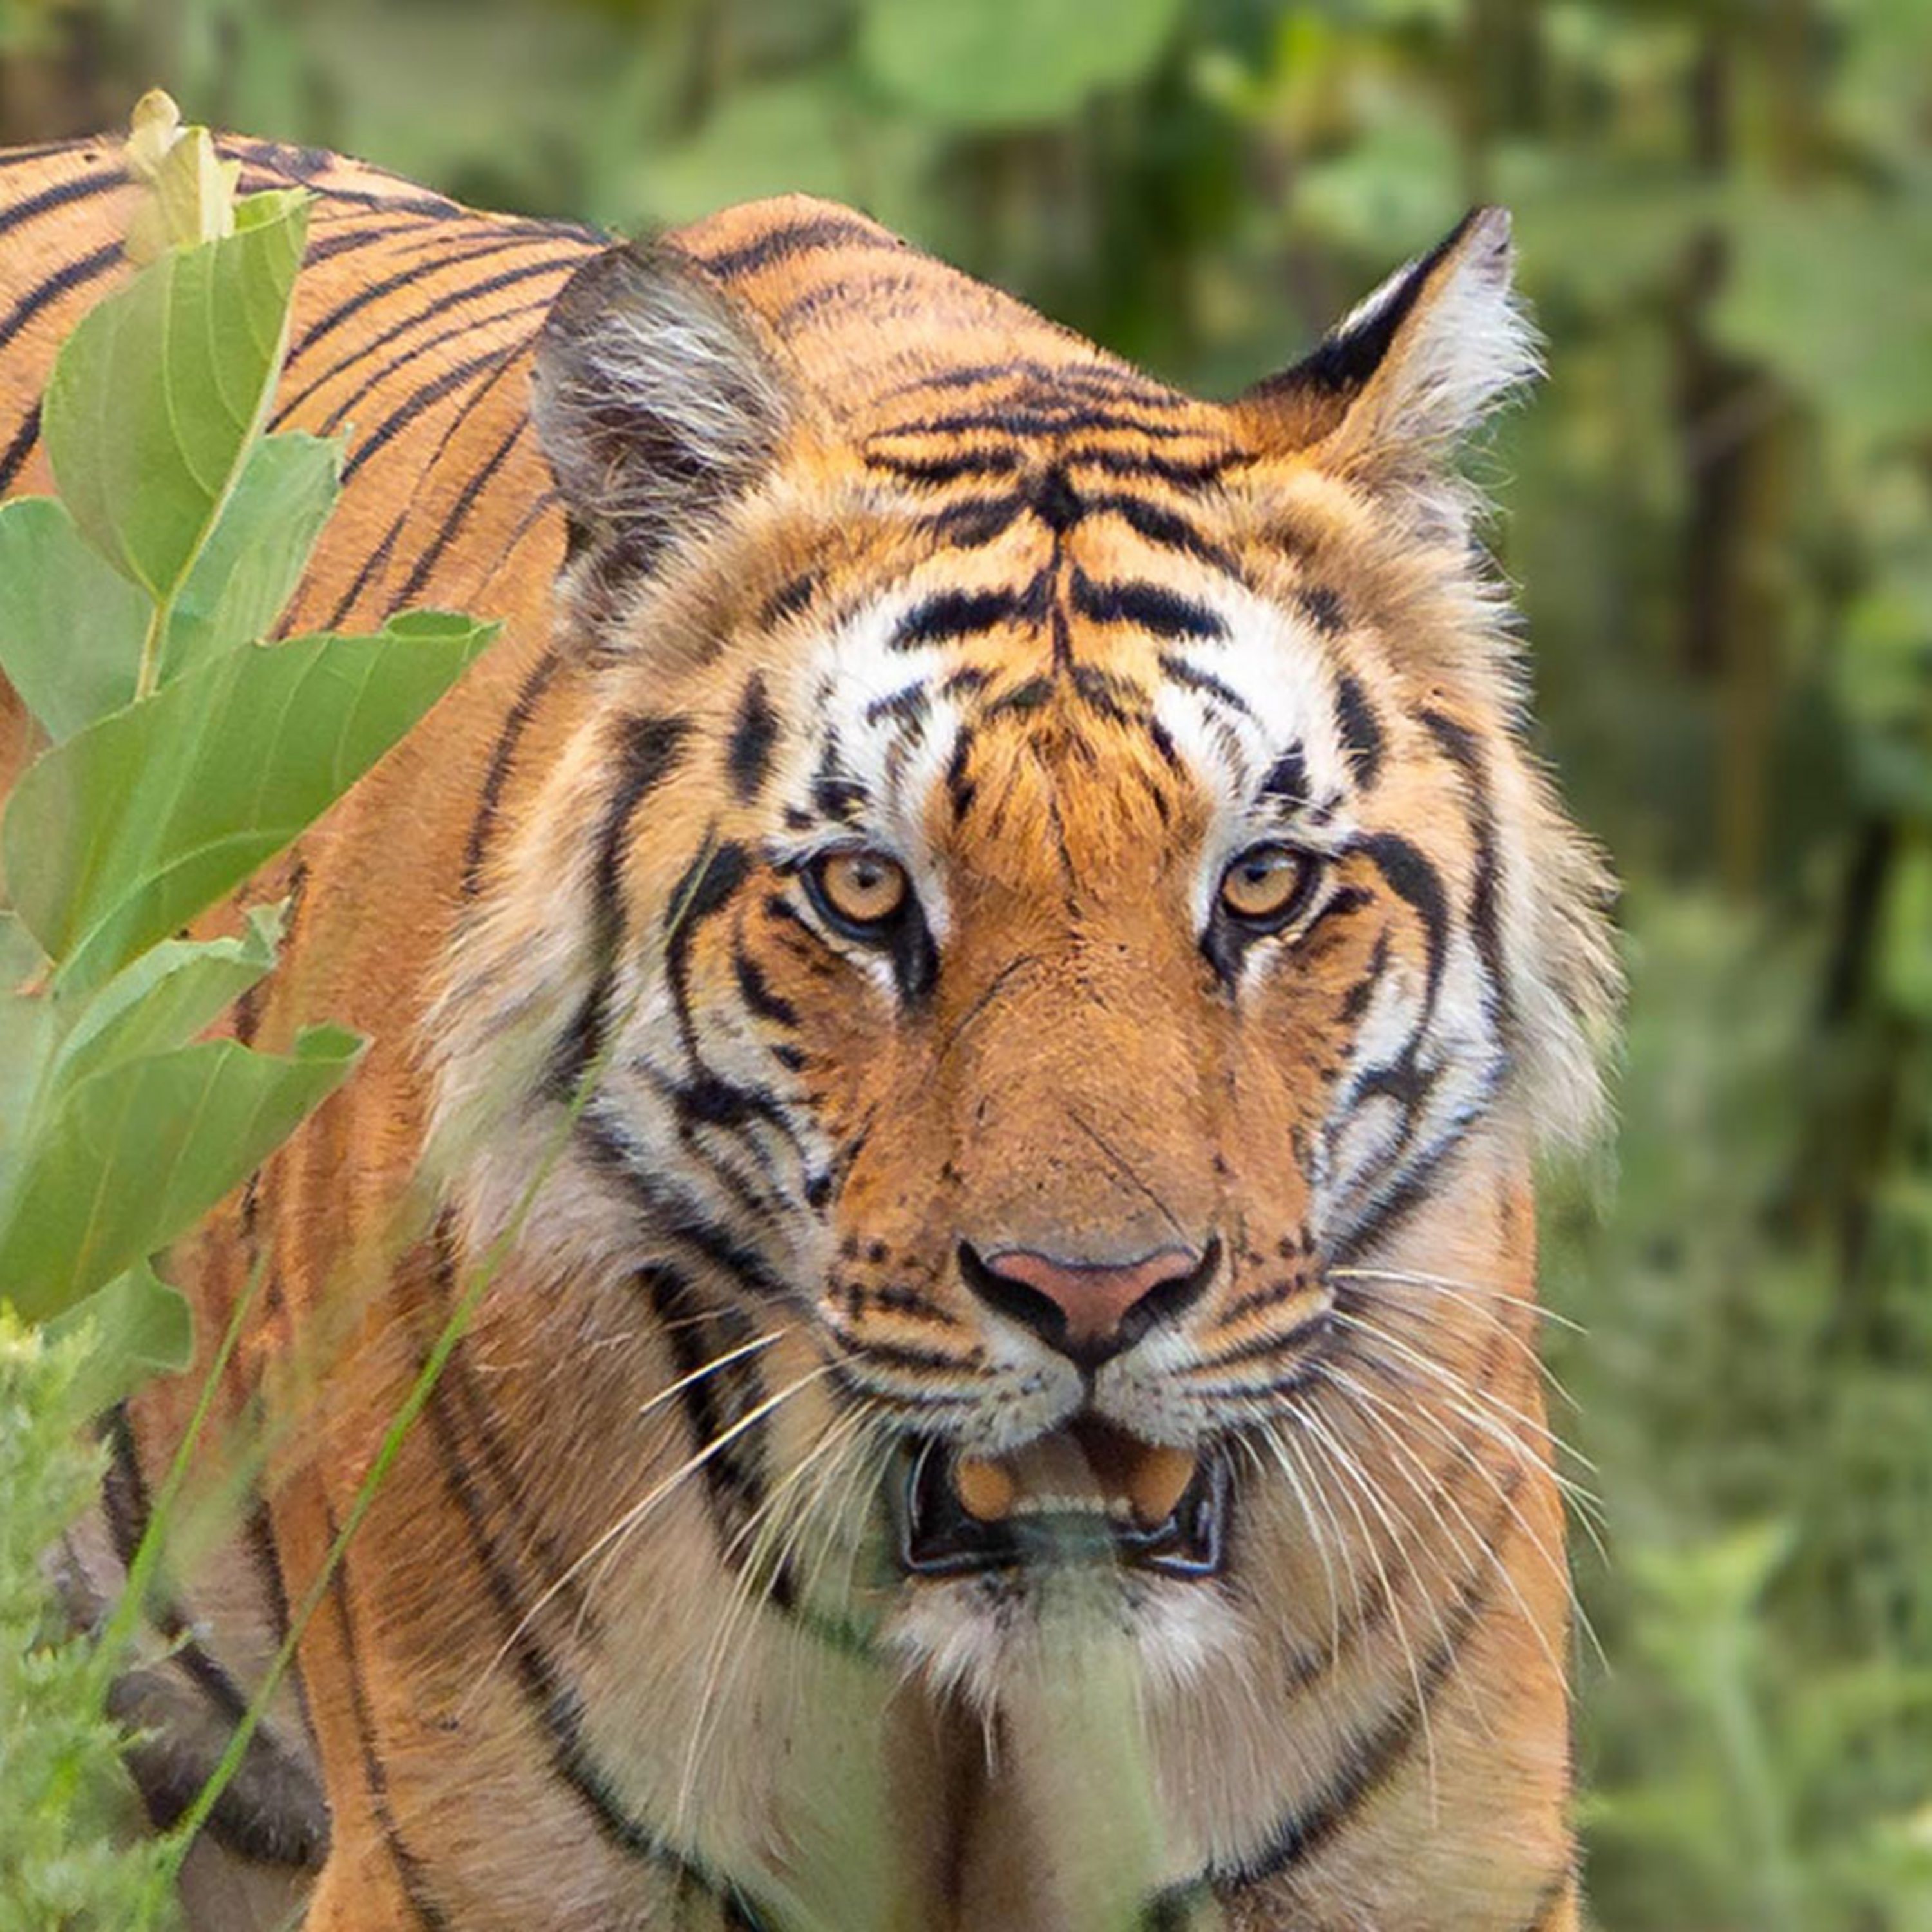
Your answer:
(958, 1240), (1218, 1370)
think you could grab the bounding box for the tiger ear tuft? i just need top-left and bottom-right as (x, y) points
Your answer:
(1236, 207), (1538, 517)
(533, 241), (791, 579)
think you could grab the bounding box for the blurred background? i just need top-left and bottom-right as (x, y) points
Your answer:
(3, 1), (1929, 1925)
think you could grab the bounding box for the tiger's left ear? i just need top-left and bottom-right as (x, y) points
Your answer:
(532, 240), (794, 581)
(1234, 207), (1537, 520)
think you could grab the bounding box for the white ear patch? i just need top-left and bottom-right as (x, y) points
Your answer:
(1345, 206), (1541, 458)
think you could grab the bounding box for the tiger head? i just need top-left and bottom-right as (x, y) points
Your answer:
(431, 198), (1616, 1700)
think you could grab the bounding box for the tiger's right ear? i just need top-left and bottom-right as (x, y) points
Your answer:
(532, 241), (793, 580)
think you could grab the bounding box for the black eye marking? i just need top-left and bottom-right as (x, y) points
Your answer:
(1334, 672), (1385, 788)
(1260, 748), (1310, 808)
(727, 674), (780, 801)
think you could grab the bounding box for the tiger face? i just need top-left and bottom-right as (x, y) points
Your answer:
(434, 201), (1615, 1701)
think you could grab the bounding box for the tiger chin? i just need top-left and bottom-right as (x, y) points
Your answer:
(5, 134), (1617, 1932)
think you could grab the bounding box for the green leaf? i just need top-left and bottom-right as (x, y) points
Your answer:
(51, 904), (283, 1092)
(857, 0), (1183, 129)
(0, 1023), (362, 1321)
(0, 913), (56, 1204)
(46, 1262), (194, 1416)
(41, 192), (308, 603)
(159, 432), (344, 682)
(3, 611), (498, 992)
(0, 498), (150, 740)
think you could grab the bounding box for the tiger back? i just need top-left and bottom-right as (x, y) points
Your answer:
(1, 130), (1615, 1932)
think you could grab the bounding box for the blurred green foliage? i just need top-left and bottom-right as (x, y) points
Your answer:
(3, 3), (1928, 1926)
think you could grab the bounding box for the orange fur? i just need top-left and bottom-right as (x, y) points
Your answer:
(3, 133), (1613, 1932)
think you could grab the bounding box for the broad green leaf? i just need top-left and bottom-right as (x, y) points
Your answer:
(42, 192), (308, 603)
(159, 432), (344, 681)
(0, 498), (149, 740)
(0, 1023), (362, 1321)
(0, 913), (55, 1204)
(4, 611), (498, 992)
(857, 0), (1183, 129)
(51, 903), (283, 1092)
(46, 1262), (194, 1415)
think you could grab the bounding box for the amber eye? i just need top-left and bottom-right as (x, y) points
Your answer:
(1218, 844), (1310, 927)
(809, 849), (911, 936)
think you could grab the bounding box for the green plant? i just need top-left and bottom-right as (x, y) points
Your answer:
(0, 93), (493, 1924)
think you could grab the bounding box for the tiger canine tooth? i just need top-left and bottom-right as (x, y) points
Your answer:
(952, 1455), (1017, 1522)
(1126, 1445), (1198, 1528)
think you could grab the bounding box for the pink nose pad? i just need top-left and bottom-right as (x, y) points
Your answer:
(966, 1243), (1215, 1367)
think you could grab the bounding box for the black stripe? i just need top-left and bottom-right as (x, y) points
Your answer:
(695, 212), (897, 282)
(664, 841), (752, 1040)
(302, 213), (444, 265)
(892, 583), (1037, 650)
(1159, 650), (1253, 718)
(323, 1505), (455, 1928)
(462, 651), (564, 898)
(321, 345), (525, 626)
(1063, 443), (1235, 487)
(576, 1110), (790, 1298)
(428, 1356), (740, 1897)
(1334, 671), (1385, 788)
(917, 491), (1024, 547)
(1261, 748), (1309, 806)
(285, 232), (546, 364)
(550, 713), (694, 1092)
(1231, 1470), (1513, 1882)
(727, 673), (781, 800)
(0, 400), (40, 492)
(759, 571), (820, 628)
(876, 355), (1186, 412)
(387, 416), (528, 605)
(0, 137), (104, 169)
(99, 1407), (258, 1721)
(1088, 493), (1240, 573)
(1350, 831), (1450, 1006)
(1297, 584), (1346, 635)
(339, 342), (526, 482)
(276, 255), (561, 430)
(733, 945), (799, 1028)
(641, 1265), (772, 1551)
(874, 402), (1202, 442)
(1071, 567), (1227, 641)
(865, 446), (1023, 486)
(0, 238), (122, 357)
(1420, 707), (1513, 1028)
(0, 164), (124, 240)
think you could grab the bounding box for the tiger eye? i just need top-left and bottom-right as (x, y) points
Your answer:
(1219, 844), (1307, 924)
(817, 849), (909, 928)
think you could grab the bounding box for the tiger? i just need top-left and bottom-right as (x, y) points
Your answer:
(0, 128), (1618, 1932)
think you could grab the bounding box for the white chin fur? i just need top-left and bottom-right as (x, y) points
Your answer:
(884, 1567), (1243, 1718)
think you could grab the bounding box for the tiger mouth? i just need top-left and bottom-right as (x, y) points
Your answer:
(895, 1417), (1230, 1580)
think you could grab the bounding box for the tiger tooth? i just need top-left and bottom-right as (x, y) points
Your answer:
(1125, 1445), (1200, 1529)
(952, 1455), (1016, 1523)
